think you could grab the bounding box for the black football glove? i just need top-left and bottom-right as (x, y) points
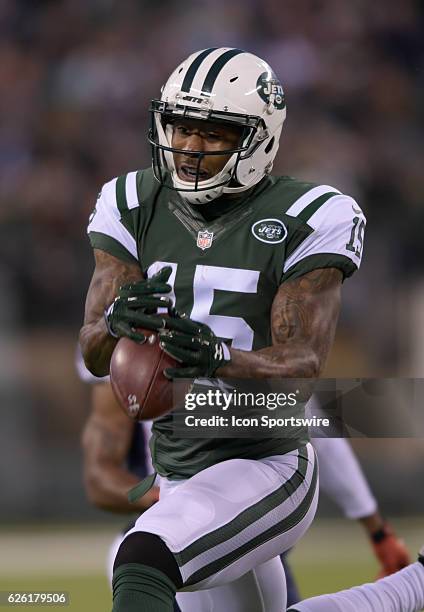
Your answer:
(105, 266), (172, 343)
(158, 315), (231, 379)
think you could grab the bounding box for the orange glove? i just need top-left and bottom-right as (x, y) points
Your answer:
(371, 523), (411, 578)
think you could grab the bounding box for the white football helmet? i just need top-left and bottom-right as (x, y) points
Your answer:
(149, 47), (287, 205)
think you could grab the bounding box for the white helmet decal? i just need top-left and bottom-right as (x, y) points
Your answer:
(148, 48), (286, 205)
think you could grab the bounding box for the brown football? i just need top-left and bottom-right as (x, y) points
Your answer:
(110, 330), (178, 421)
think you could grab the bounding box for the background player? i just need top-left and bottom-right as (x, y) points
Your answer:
(77, 348), (158, 517)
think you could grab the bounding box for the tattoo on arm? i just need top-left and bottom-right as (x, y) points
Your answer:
(272, 267), (342, 344)
(83, 250), (143, 327)
(271, 267), (343, 375)
(79, 250), (143, 375)
(219, 267), (342, 379)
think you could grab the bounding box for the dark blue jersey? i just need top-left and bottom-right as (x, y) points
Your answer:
(127, 422), (149, 479)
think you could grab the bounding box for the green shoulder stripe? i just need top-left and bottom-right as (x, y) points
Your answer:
(116, 170), (143, 213)
(115, 171), (144, 239)
(297, 192), (339, 223)
(89, 231), (138, 264)
(283, 189), (342, 262)
(115, 174), (128, 216)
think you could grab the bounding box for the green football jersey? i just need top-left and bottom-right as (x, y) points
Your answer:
(88, 168), (366, 479)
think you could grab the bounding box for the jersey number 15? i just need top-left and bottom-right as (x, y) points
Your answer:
(148, 261), (260, 351)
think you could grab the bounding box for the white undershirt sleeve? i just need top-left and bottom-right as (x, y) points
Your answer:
(312, 437), (377, 519)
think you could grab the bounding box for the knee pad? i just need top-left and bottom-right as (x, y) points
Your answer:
(113, 531), (183, 589)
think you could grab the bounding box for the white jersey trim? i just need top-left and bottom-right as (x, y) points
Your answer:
(283, 194), (366, 273)
(88, 178), (138, 260)
(125, 171), (140, 210)
(285, 185), (341, 218)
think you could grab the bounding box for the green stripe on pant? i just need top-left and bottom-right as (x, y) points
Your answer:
(185, 453), (318, 586)
(175, 446), (310, 567)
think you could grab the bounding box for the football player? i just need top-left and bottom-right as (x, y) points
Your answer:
(78, 350), (410, 608)
(80, 48), (368, 611)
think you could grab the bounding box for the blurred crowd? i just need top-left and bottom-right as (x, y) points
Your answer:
(1, 0), (424, 522)
(1, 0), (423, 372)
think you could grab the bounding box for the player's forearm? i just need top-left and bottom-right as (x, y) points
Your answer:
(218, 343), (320, 379)
(225, 267), (341, 380)
(81, 249), (144, 376)
(84, 464), (152, 514)
(79, 318), (117, 377)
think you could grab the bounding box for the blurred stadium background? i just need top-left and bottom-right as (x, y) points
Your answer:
(0, 0), (423, 608)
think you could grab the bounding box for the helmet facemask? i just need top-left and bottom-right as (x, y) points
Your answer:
(149, 101), (266, 204)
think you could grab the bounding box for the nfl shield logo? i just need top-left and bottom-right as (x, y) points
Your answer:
(197, 230), (213, 250)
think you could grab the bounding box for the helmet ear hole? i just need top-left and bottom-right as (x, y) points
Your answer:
(265, 136), (275, 155)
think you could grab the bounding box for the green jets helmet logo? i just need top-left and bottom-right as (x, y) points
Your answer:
(256, 72), (285, 109)
(251, 218), (287, 244)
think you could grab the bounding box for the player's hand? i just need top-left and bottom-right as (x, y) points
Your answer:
(371, 523), (411, 578)
(158, 315), (231, 379)
(105, 266), (173, 343)
(138, 485), (160, 512)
